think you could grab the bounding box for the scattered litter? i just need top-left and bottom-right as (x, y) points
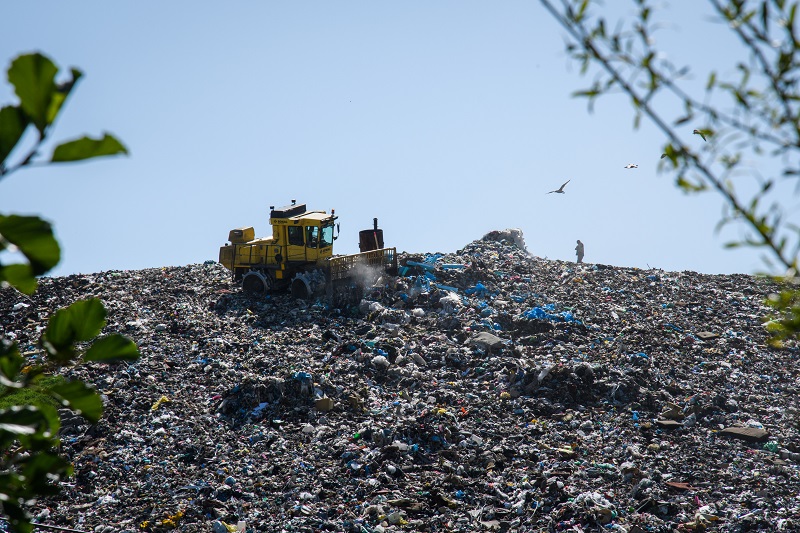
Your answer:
(1, 231), (797, 532)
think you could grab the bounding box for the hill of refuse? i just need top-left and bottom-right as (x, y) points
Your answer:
(1, 230), (799, 533)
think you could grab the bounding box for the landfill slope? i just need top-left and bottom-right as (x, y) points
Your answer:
(1, 230), (799, 533)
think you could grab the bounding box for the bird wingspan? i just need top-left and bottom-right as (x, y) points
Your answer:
(548, 179), (570, 194)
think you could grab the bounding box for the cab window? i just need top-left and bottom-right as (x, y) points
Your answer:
(320, 225), (334, 248)
(305, 226), (319, 248)
(288, 226), (304, 246)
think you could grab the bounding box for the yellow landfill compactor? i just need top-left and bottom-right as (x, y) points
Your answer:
(219, 200), (397, 302)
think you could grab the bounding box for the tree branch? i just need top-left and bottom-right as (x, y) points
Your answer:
(539, 0), (797, 269)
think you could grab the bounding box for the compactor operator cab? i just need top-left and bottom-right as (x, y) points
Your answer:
(269, 201), (337, 263)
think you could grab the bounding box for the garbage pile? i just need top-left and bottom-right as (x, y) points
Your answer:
(1, 229), (799, 532)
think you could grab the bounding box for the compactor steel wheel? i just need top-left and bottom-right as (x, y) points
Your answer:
(291, 278), (310, 299)
(242, 270), (274, 295)
(290, 269), (326, 300)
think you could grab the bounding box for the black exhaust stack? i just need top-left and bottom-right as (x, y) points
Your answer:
(359, 218), (384, 252)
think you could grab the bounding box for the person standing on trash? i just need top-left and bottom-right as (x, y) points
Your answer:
(575, 239), (584, 263)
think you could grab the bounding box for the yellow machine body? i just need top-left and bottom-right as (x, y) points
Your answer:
(219, 202), (335, 279)
(219, 201), (397, 298)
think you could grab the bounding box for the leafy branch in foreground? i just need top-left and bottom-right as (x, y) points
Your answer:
(0, 53), (128, 180)
(1, 52), (128, 296)
(0, 299), (139, 532)
(0, 52), (137, 533)
(539, 0), (800, 342)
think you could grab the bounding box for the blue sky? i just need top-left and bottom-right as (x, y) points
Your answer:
(1, 1), (789, 277)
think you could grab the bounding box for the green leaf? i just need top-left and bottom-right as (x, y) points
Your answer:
(0, 105), (29, 165)
(20, 451), (72, 494)
(0, 338), (20, 359)
(572, 89), (600, 99)
(44, 298), (107, 350)
(51, 133), (128, 163)
(0, 341), (24, 388)
(676, 176), (706, 193)
(84, 334), (140, 363)
(39, 341), (76, 364)
(7, 53), (59, 134)
(706, 72), (716, 91)
(0, 214), (60, 276)
(2, 505), (34, 533)
(0, 406), (50, 438)
(49, 380), (103, 423)
(0, 263), (37, 295)
(26, 400), (60, 440)
(47, 67), (82, 128)
(575, 0), (589, 22)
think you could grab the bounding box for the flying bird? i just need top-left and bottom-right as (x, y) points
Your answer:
(624, 163), (638, 169)
(693, 129), (707, 141)
(547, 180), (570, 194)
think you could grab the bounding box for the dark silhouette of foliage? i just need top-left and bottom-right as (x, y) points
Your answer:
(0, 52), (138, 532)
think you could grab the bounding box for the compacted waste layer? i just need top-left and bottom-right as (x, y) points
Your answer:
(1, 230), (798, 533)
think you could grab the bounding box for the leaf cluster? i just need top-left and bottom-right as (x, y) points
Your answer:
(1, 53), (127, 296)
(0, 52), (137, 533)
(0, 298), (139, 532)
